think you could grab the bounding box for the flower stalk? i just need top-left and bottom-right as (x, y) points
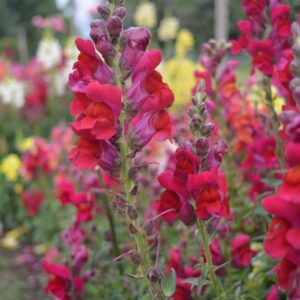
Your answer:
(197, 220), (223, 299)
(120, 137), (166, 299)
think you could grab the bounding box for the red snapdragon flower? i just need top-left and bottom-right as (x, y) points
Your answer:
(166, 248), (200, 300)
(22, 139), (52, 180)
(21, 190), (44, 217)
(266, 285), (279, 300)
(69, 38), (113, 93)
(174, 148), (201, 182)
(43, 259), (72, 300)
(71, 192), (95, 222)
(187, 168), (229, 220)
(156, 170), (195, 225)
(242, 0), (267, 17)
(232, 233), (257, 268)
(70, 81), (122, 141)
(120, 27), (151, 77)
(156, 147), (200, 224)
(231, 21), (253, 54)
(55, 178), (75, 206)
(248, 39), (274, 76)
(275, 257), (298, 290)
(127, 50), (174, 149)
(264, 217), (292, 259)
(157, 190), (182, 223)
(271, 5), (292, 38)
(69, 137), (103, 170)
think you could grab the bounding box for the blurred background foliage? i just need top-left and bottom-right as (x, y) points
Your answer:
(1, 0), (300, 58)
(0, 0), (58, 56)
(0, 0), (247, 58)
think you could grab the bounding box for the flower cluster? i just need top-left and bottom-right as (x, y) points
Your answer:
(155, 84), (230, 226)
(69, 0), (174, 174)
(262, 107), (300, 296)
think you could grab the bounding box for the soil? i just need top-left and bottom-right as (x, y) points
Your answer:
(0, 248), (44, 300)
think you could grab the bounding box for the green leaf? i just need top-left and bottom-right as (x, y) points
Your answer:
(141, 293), (152, 300)
(182, 277), (199, 286)
(124, 273), (145, 279)
(261, 178), (282, 187)
(162, 268), (176, 297)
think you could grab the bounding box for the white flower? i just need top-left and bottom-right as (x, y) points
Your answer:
(134, 2), (157, 28)
(37, 36), (62, 70)
(0, 79), (25, 108)
(53, 40), (78, 96)
(158, 17), (180, 41)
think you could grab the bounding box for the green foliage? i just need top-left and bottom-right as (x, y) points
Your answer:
(0, 0), (58, 56)
(162, 268), (176, 296)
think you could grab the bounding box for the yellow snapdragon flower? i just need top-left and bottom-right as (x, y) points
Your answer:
(271, 86), (285, 115)
(158, 17), (180, 41)
(0, 154), (21, 181)
(134, 2), (157, 28)
(248, 85), (286, 115)
(161, 29), (200, 107)
(18, 137), (35, 152)
(1, 226), (26, 250)
(33, 243), (49, 255)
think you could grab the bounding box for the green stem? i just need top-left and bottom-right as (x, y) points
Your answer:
(120, 133), (165, 300)
(197, 220), (222, 299)
(102, 195), (123, 275)
(112, 37), (165, 299)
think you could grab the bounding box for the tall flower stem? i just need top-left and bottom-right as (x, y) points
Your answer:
(119, 135), (166, 300)
(120, 142), (166, 299)
(197, 220), (223, 299)
(113, 49), (165, 299)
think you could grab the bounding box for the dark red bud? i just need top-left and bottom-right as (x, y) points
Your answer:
(106, 16), (123, 39)
(128, 223), (138, 235)
(114, 7), (127, 19)
(147, 267), (161, 283)
(127, 205), (138, 220)
(129, 250), (141, 265)
(97, 5), (111, 19)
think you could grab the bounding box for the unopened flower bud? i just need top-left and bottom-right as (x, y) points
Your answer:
(90, 19), (103, 28)
(127, 205), (138, 220)
(96, 41), (116, 65)
(129, 250), (141, 265)
(97, 5), (111, 19)
(115, 195), (127, 209)
(201, 122), (215, 137)
(195, 137), (209, 156)
(214, 140), (228, 162)
(192, 91), (207, 107)
(197, 80), (206, 93)
(147, 267), (161, 283)
(128, 166), (138, 181)
(179, 203), (196, 226)
(114, 7), (127, 19)
(291, 61), (300, 77)
(190, 117), (202, 132)
(83, 270), (95, 280)
(106, 16), (123, 41)
(188, 106), (198, 117)
(104, 230), (112, 242)
(128, 223), (138, 235)
(130, 183), (138, 196)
